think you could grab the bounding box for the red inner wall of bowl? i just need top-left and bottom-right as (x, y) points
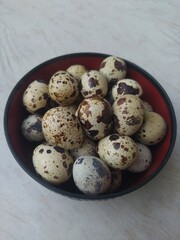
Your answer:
(7, 55), (173, 192)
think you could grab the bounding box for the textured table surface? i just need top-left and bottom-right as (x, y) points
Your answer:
(0, 0), (180, 239)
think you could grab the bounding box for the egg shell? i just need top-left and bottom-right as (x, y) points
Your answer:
(142, 100), (153, 112)
(107, 169), (122, 193)
(77, 96), (113, 140)
(81, 70), (108, 98)
(73, 156), (111, 195)
(48, 70), (79, 106)
(97, 134), (137, 170)
(21, 114), (44, 142)
(99, 56), (127, 85)
(33, 144), (74, 185)
(112, 79), (143, 100)
(66, 64), (87, 80)
(136, 112), (167, 145)
(70, 136), (97, 160)
(22, 80), (49, 113)
(113, 94), (144, 136)
(42, 106), (83, 149)
(128, 143), (152, 172)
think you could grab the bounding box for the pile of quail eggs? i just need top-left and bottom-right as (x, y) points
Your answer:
(21, 56), (167, 195)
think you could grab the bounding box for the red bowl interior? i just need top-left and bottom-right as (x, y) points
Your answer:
(4, 53), (176, 199)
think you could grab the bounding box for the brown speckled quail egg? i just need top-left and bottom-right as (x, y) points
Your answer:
(76, 96), (113, 140)
(142, 100), (153, 112)
(21, 114), (44, 141)
(48, 70), (79, 106)
(73, 156), (111, 195)
(66, 64), (87, 80)
(33, 144), (73, 185)
(97, 134), (137, 170)
(42, 106), (83, 149)
(99, 56), (127, 85)
(128, 143), (152, 172)
(113, 94), (144, 136)
(70, 136), (97, 160)
(136, 112), (167, 145)
(22, 80), (49, 113)
(112, 79), (143, 100)
(81, 70), (108, 98)
(107, 169), (122, 193)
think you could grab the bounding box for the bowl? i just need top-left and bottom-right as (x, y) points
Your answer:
(4, 52), (177, 200)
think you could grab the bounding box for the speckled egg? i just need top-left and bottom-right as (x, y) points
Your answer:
(128, 143), (152, 172)
(97, 134), (137, 170)
(33, 144), (73, 185)
(42, 106), (83, 149)
(142, 100), (153, 112)
(107, 169), (122, 193)
(112, 79), (143, 100)
(22, 80), (49, 113)
(73, 156), (111, 195)
(113, 94), (144, 136)
(70, 136), (97, 160)
(76, 96), (113, 140)
(66, 64), (87, 80)
(99, 56), (127, 85)
(81, 70), (108, 98)
(136, 112), (167, 145)
(21, 114), (44, 141)
(48, 70), (79, 106)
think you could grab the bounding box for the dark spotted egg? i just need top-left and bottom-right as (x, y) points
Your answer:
(22, 80), (49, 113)
(42, 106), (83, 149)
(72, 156), (111, 195)
(21, 114), (44, 142)
(112, 79), (143, 100)
(33, 143), (73, 185)
(113, 94), (144, 136)
(136, 112), (167, 145)
(48, 70), (79, 106)
(76, 96), (113, 140)
(97, 134), (137, 170)
(81, 70), (108, 98)
(99, 56), (127, 86)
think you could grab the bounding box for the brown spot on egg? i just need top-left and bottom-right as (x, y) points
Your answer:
(100, 61), (106, 68)
(121, 155), (127, 164)
(88, 130), (99, 138)
(117, 82), (140, 95)
(96, 89), (102, 95)
(88, 77), (99, 88)
(109, 134), (119, 141)
(44, 171), (49, 174)
(117, 98), (126, 105)
(39, 149), (44, 154)
(54, 176), (59, 179)
(46, 149), (51, 154)
(114, 60), (126, 71)
(126, 116), (141, 126)
(113, 142), (120, 150)
(54, 146), (65, 153)
(63, 161), (67, 169)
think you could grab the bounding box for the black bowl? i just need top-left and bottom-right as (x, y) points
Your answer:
(4, 52), (177, 200)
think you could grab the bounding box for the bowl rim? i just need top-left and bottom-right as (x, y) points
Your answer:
(4, 52), (177, 200)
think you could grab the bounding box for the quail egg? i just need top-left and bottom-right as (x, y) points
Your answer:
(97, 134), (137, 170)
(48, 70), (79, 106)
(81, 70), (108, 98)
(21, 114), (44, 141)
(113, 94), (144, 136)
(136, 112), (167, 145)
(99, 56), (127, 85)
(33, 143), (74, 185)
(112, 79), (143, 100)
(22, 80), (49, 113)
(42, 106), (83, 149)
(66, 64), (87, 80)
(76, 96), (113, 140)
(73, 156), (111, 195)
(128, 143), (152, 172)
(70, 136), (97, 160)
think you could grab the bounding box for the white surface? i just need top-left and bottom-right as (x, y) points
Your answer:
(0, 0), (180, 239)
